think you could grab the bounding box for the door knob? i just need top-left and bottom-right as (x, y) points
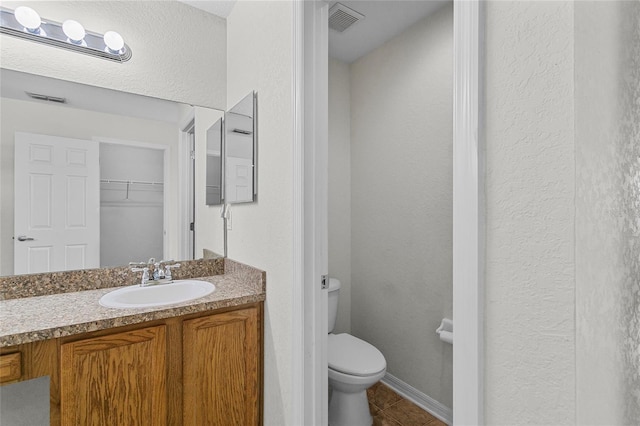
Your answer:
(16, 235), (34, 241)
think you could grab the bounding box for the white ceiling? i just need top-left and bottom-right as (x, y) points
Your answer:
(328, 0), (450, 63)
(177, 0), (450, 64)
(177, 0), (237, 18)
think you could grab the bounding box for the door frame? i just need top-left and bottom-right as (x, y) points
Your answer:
(452, 1), (484, 423)
(178, 113), (196, 261)
(293, 0), (485, 424)
(292, 1), (329, 424)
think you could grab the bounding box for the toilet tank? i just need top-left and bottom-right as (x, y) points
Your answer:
(328, 278), (341, 333)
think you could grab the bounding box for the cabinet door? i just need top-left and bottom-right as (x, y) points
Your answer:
(60, 325), (167, 426)
(183, 307), (259, 425)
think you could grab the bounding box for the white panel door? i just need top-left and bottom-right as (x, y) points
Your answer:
(14, 132), (100, 274)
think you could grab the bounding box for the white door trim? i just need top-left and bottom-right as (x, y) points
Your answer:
(294, 0), (484, 424)
(453, 0), (484, 424)
(292, 1), (330, 425)
(178, 114), (196, 261)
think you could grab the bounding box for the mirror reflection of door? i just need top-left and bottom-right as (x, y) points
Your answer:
(14, 136), (166, 274)
(14, 132), (100, 274)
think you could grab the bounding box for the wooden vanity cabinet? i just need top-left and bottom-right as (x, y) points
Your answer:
(1, 303), (262, 426)
(60, 325), (167, 425)
(183, 308), (260, 425)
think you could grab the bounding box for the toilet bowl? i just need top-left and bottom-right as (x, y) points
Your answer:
(328, 333), (386, 426)
(328, 279), (387, 426)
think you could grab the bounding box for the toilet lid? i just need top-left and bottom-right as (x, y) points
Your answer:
(328, 333), (386, 377)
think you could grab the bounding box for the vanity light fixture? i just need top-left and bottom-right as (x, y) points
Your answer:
(0, 7), (131, 62)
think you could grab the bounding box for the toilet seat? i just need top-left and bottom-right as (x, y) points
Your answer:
(328, 333), (386, 377)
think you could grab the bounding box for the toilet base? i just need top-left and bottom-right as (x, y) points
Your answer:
(328, 387), (372, 426)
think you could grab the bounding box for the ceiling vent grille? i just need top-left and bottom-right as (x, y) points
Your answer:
(329, 3), (364, 33)
(26, 91), (67, 104)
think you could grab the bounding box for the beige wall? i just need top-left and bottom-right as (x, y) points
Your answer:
(484, 1), (576, 423)
(328, 58), (352, 334)
(226, 2), (294, 424)
(349, 4), (453, 408)
(0, 1), (226, 109)
(194, 107), (226, 258)
(575, 1), (640, 423)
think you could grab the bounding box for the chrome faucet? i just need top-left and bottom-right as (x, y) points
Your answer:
(153, 260), (165, 280)
(130, 258), (180, 286)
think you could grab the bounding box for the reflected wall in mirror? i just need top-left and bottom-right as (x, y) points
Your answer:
(225, 91), (257, 204)
(0, 69), (225, 276)
(206, 118), (223, 206)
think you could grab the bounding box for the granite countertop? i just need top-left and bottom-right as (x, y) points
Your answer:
(0, 260), (266, 348)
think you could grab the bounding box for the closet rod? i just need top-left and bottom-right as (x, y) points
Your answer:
(100, 179), (164, 186)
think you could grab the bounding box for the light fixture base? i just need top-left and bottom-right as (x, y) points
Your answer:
(0, 7), (132, 63)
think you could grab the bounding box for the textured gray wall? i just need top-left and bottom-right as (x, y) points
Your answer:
(349, 4), (454, 408)
(328, 58), (352, 334)
(576, 1), (640, 423)
(484, 1), (576, 423)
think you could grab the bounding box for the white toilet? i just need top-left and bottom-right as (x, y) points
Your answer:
(328, 278), (386, 426)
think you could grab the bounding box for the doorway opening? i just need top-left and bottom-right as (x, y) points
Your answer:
(97, 138), (167, 267)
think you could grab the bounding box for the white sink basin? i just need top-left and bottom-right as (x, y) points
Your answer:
(99, 280), (215, 309)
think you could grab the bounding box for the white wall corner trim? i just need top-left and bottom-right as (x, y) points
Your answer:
(382, 373), (453, 425)
(452, 0), (484, 424)
(291, 1), (305, 424)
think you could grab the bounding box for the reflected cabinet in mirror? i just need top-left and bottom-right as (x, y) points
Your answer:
(0, 69), (225, 276)
(225, 91), (257, 204)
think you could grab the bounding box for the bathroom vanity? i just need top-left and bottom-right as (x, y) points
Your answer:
(0, 258), (265, 425)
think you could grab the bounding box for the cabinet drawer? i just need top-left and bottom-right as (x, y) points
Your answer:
(0, 352), (21, 383)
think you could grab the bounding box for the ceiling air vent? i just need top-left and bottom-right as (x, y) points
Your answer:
(25, 91), (66, 104)
(329, 3), (364, 33)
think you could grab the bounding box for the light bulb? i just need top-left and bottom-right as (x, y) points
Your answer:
(14, 6), (41, 33)
(62, 19), (85, 43)
(103, 31), (124, 53)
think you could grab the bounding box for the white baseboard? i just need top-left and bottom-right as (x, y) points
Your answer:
(381, 373), (453, 425)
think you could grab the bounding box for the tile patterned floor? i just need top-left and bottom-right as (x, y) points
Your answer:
(367, 382), (448, 426)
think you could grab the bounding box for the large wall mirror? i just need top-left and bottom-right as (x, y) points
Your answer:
(0, 68), (225, 276)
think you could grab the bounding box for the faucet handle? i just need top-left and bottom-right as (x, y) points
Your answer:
(164, 263), (181, 281)
(130, 267), (150, 286)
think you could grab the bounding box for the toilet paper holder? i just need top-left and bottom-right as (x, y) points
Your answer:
(436, 318), (453, 345)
